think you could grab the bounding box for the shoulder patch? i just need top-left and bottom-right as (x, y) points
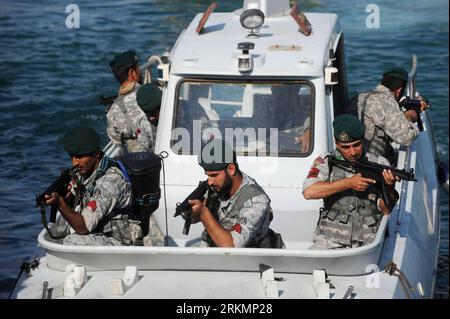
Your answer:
(307, 167), (320, 179)
(313, 156), (325, 165)
(86, 200), (97, 212)
(230, 223), (242, 234)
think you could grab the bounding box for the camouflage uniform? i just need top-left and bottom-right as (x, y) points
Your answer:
(63, 156), (144, 246)
(106, 82), (156, 155)
(357, 84), (419, 163)
(303, 150), (390, 250)
(200, 173), (284, 248)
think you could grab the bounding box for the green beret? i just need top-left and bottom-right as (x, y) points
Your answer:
(198, 139), (236, 171)
(109, 50), (138, 69)
(333, 114), (365, 143)
(62, 126), (101, 156)
(136, 83), (162, 114)
(383, 67), (408, 82)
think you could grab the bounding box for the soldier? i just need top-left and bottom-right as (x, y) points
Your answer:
(106, 50), (156, 154)
(356, 68), (429, 164)
(44, 126), (142, 246)
(188, 139), (284, 248)
(136, 82), (162, 148)
(302, 115), (399, 250)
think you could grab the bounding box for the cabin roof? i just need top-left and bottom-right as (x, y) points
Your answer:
(170, 12), (340, 78)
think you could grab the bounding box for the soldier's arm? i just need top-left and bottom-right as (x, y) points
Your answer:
(81, 171), (131, 233)
(189, 199), (234, 247)
(106, 106), (125, 146)
(44, 193), (89, 234)
(302, 155), (376, 199)
(229, 195), (271, 248)
(303, 175), (376, 199)
(380, 98), (419, 146)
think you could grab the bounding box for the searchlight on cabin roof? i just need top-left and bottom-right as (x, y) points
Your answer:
(240, 8), (265, 38)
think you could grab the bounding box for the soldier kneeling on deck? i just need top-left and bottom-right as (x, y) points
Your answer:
(302, 115), (400, 249)
(44, 126), (142, 246)
(188, 139), (285, 248)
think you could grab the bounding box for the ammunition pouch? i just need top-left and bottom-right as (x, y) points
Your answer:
(317, 209), (382, 247)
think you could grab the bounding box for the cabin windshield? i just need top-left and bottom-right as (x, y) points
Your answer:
(171, 80), (314, 157)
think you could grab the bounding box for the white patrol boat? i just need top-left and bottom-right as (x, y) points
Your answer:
(13, 0), (441, 299)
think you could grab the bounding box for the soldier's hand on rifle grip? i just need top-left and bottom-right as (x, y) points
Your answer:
(382, 169), (399, 186)
(188, 198), (208, 222)
(44, 192), (61, 207)
(404, 109), (418, 123)
(419, 99), (429, 112)
(348, 173), (377, 192)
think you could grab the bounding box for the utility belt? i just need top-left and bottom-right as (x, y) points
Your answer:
(317, 208), (382, 247)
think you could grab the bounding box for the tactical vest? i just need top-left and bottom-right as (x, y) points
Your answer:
(202, 183), (284, 248)
(317, 154), (383, 247)
(358, 91), (395, 163)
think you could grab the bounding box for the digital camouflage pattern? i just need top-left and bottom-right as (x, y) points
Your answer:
(200, 173), (281, 248)
(357, 84), (419, 162)
(303, 150), (389, 249)
(106, 82), (156, 155)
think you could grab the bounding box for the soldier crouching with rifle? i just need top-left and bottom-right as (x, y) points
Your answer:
(186, 139), (284, 248)
(302, 115), (414, 250)
(43, 126), (142, 246)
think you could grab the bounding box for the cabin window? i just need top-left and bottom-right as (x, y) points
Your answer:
(171, 80), (314, 157)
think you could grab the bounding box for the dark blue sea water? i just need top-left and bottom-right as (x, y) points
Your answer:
(0, 0), (447, 298)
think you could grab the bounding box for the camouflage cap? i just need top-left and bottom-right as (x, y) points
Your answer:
(383, 67), (408, 82)
(136, 83), (162, 115)
(198, 139), (236, 171)
(62, 126), (101, 156)
(109, 50), (138, 69)
(333, 114), (365, 143)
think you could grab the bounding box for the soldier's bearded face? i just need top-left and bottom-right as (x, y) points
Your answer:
(336, 139), (363, 162)
(71, 154), (98, 176)
(205, 168), (233, 200)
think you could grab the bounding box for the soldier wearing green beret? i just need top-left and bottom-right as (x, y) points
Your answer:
(353, 67), (429, 164)
(188, 139), (284, 248)
(135, 82), (162, 147)
(106, 50), (159, 155)
(44, 127), (143, 246)
(302, 115), (400, 249)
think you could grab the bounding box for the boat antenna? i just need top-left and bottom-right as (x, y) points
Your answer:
(158, 151), (170, 246)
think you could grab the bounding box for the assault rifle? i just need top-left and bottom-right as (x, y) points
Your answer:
(35, 166), (78, 239)
(174, 181), (209, 235)
(400, 97), (425, 131)
(174, 181), (220, 237)
(329, 157), (417, 209)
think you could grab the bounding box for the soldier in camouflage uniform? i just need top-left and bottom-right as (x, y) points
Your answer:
(303, 115), (399, 250)
(356, 68), (429, 164)
(106, 50), (157, 155)
(107, 51), (165, 246)
(44, 127), (142, 246)
(188, 139), (285, 248)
